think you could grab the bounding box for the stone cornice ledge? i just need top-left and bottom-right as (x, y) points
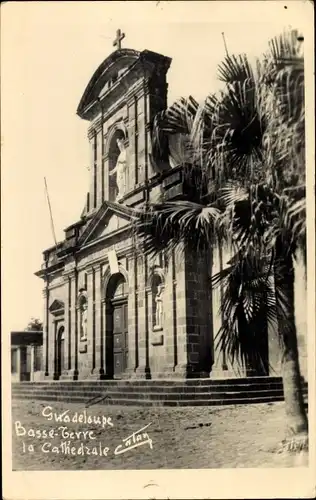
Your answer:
(76, 244), (135, 272)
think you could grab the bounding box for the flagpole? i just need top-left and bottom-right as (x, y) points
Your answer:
(44, 177), (58, 247)
(221, 32), (229, 57)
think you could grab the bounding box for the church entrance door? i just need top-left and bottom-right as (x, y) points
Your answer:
(56, 326), (65, 377)
(246, 327), (269, 376)
(105, 273), (129, 379)
(112, 301), (128, 378)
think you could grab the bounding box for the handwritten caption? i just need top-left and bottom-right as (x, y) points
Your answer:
(14, 406), (153, 457)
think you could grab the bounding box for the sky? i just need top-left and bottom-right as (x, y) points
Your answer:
(1, 1), (311, 333)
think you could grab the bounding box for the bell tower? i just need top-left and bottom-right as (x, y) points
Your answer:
(77, 31), (172, 214)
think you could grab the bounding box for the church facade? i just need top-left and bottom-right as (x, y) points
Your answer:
(36, 36), (307, 381)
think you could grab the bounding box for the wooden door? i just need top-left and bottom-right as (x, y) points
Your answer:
(113, 302), (128, 377)
(57, 337), (65, 376)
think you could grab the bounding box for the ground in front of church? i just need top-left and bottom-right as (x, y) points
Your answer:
(12, 400), (308, 470)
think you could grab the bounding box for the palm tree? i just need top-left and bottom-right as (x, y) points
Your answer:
(132, 29), (307, 449)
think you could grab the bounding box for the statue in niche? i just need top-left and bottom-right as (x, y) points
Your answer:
(154, 284), (164, 329)
(80, 300), (88, 341)
(109, 138), (127, 201)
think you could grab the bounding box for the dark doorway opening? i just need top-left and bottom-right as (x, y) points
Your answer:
(56, 326), (65, 378)
(105, 273), (128, 379)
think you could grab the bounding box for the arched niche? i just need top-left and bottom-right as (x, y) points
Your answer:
(106, 125), (128, 202)
(149, 266), (165, 331)
(78, 289), (88, 342)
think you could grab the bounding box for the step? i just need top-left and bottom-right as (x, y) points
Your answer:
(12, 379), (287, 390)
(11, 377), (307, 407)
(12, 388), (286, 401)
(11, 393), (287, 406)
(11, 387), (285, 399)
(13, 375), (284, 386)
(11, 383), (285, 396)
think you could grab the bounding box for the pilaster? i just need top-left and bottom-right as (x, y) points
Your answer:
(51, 319), (57, 380)
(161, 250), (179, 376)
(134, 254), (150, 379)
(96, 128), (103, 207)
(126, 95), (138, 191)
(124, 254), (137, 376)
(30, 345), (35, 382)
(42, 287), (50, 378)
(94, 265), (103, 377)
(84, 268), (95, 377)
(73, 269), (79, 379)
(16, 346), (21, 382)
(167, 245), (213, 379)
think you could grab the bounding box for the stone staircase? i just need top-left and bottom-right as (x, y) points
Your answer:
(11, 377), (308, 407)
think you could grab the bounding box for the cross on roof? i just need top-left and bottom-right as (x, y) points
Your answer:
(113, 29), (125, 50)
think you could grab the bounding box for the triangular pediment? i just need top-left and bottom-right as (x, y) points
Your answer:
(49, 299), (65, 315)
(78, 201), (135, 247)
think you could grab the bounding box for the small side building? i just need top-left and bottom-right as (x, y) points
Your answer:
(11, 331), (43, 382)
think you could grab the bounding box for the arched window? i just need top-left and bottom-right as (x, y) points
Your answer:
(58, 326), (65, 341)
(107, 273), (128, 301)
(108, 129), (127, 202)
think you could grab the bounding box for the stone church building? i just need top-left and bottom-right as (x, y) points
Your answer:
(35, 33), (307, 381)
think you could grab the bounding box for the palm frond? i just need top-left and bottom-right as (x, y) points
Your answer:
(261, 29), (305, 189)
(132, 200), (221, 257)
(151, 96), (199, 165)
(213, 250), (277, 370)
(218, 53), (255, 84)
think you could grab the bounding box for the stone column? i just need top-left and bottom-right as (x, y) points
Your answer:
(60, 273), (72, 379)
(126, 95), (138, 190)
(163, 251), (178, 375)
(49, 319), (56, 380)
(135, 255), (150, 378)
(125, 254), (137, 376)
(96, 126), (103, 208)
(16, 346), (21, 382)
(30, 345), (35, 382)
(73, 270), (79, 380)
(171, 246), (213, 379)
(210, 244), (237, 378)
(94, 266), (103, 378)
(173, 250), (189, 377)
(85, 268), (95, 377)
(42, 287), (50, 378)
(67, 275), (73, 371)
(103, 153), (109, 200)
(135, 88), (146, 186)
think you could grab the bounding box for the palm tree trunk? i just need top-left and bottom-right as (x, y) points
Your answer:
(274, 248), (308, 442)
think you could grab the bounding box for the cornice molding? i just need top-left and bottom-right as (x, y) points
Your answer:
(76, 244), (134, 273)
